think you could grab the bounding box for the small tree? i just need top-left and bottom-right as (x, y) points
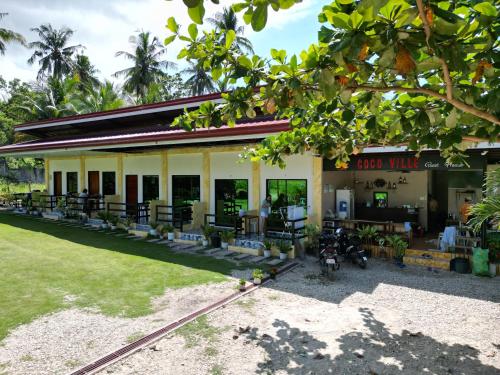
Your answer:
(469, 168), (500, 232)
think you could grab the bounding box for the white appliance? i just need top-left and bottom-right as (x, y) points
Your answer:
(336, 189), (355, 219)
(287, 205), (305, 229)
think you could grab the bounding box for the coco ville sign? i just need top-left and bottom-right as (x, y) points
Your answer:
(323, 153), (485, 171)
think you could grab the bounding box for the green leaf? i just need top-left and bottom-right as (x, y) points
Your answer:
(340, 89), (352, 104)
(473, 2), (497, 17)
(365, 116), (376, 130)
(237, 55), (252, 69)
(232, 2), (248, 12)
(225, 29), (236, 49)
(329, 12), (351, 29)
(342, 109), (355, 122)
(188, 2), (205, 24)
(430, 4), (462, 23)
(183, 0), (201, 7)
(252, 5), (268, 31)
(166, 17), (179, 33)
(349, 10), (364, 29)
(164, 35), (176, 46)
(188, 23), (198, 40)
(445, 108), (457, 128)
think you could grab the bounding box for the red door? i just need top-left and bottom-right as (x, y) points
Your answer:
(88, 171), (100, 196)
(53, 172), (62, 196)
(126, 175), (138, 217)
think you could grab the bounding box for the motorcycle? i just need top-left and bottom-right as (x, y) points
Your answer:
(318, 232), (340, 278)
(334, 227), (368, 269)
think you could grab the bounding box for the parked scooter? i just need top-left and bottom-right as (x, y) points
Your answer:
(334, 227), (368, 269)
(318, 232), (340, 278)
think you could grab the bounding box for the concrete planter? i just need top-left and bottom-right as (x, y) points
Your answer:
(263, 249), (272, 258)
(202, 239), (209, 247)
(149, 229), (157, 236)
(167, 232), (175, 241)
(253, 278), (261, 285)
(279, 252), (288, 260)
(221, 242), (229, 250)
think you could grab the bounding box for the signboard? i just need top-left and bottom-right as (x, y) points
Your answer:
(323, 153), (485, 171)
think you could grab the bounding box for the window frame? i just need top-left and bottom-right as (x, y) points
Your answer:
(66, 171), (78, 195)
(142, 175), (160, 203)
(265, 179), (308, 210)
(172, 175), (201, 206)
(102, 171), (116, 196)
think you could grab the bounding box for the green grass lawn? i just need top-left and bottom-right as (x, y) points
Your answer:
(0, 212), (237, 341)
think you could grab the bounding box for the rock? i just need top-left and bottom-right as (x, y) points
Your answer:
(409, 331), (423, 337)
(261, 334), (272, 340)
(149, 345), (160, 351)
(232, 335), (239, 340)
(354, 351), (364, 358)
(238, 326), (250, 333)
(313, 353), (324, 360)
(486, 351), (496, 357)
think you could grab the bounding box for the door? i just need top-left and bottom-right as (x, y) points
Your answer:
(126, 175), (138, 217)
(53, 171), (62, 196)
(88, 171), (100, 196)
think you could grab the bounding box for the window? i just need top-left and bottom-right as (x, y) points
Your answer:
(215, 179), (248, 216)
(172, 175), (200, 206)
(266, 179), (307, 212)
(142, 175), (159, 202)
(66, 172), (78, 194)
(102, 172), (116, 196)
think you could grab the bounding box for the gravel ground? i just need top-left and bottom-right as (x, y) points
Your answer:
(106, 258), (500, 375)
(0, 280), (238, 375)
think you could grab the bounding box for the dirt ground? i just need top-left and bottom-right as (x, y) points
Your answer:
(107, 258), (500, 375)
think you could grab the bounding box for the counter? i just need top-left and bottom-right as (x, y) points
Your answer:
(355, 205), (420, 223)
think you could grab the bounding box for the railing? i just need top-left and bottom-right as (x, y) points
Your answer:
(155, 204), (192, 232)
(107, 202), (150, 223)
(65, 196), (105, 216)
(266, 214), (308, 241)
(204, 213), (244, 235)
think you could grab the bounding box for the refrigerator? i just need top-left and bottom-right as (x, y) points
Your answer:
(336, 189), (355, 219)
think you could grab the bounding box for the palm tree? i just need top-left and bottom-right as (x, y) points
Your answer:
(114, 31), (175, 100)
(469, 168), (500, 232)
(74, 80), (124, 113)
(207, 7), (253, 53)
(27, 24), (82, 79)
(183, 62), (216, 96)
(0, 13), (26, 55)
(72, 54), (99, 88)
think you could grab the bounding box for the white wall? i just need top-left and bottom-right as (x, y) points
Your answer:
(210, 152), (253, 213)
(48, 159), (80, 195)
(168, 153), (203, 206)
(85, 157), (118, 195)
(123, 154), (162, 202)
(260, 154), (315, 216)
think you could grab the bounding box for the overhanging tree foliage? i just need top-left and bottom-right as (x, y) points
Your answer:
(170, 0), (499, 167)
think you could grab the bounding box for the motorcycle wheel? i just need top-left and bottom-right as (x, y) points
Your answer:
(358, 258), (367, 269)
(319, 258), (328, 275)
(326, 264), (336, 280)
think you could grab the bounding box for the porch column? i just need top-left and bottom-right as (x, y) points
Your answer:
(79, 155), (86, 192)
(312, 156), (323, 226)
(202, 151), (210, 213)
(44, 158), (49, 192)
(117, 154), (123, 200)
(252, 161), (260, 211)
(161, 150), (168, 202)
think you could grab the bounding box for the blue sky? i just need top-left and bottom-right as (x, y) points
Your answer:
(0, 0), (325, 84)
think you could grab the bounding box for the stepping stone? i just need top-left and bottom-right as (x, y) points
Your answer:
(247, 256), (266, 263)
(157, 240), (171, 245)
(266, 258), (284, 266)
(147, 239), (162, 243)
(132, 237), (145, 241)
(125, 235), (138, 238)
(205, 248), (222, 255)
(209, 250), (227, 257)
(234, 253), (252, 261)
(114, 233), (129, 237)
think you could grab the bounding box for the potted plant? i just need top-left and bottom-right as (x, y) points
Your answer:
(357, 225), (378, 256)
(119, 216), (133, 230)
(148, 221), (159, 236)
(278, 240), (291, 260)
(109, 214), (119, 230)
(252, 269), (264, 285)
(97, 211), (109, 229)
(238, 278), (246, 291)
(163, 224), (175, 240)
(304, 223), (321, 256)
(488, 240), (499, 277)
(201, 224), (215, 247)
(220, 230), (235, 250)
(269, 267), (278, 279)
(263, 240), (273, 258)
(385, 234), (408, 265)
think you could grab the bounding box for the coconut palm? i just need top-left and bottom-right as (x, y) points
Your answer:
(206, 7), (253, 53)
(27, 24), (82, 79)
(114, 31), (175, 100)
(74, 80), (124, 113)
(0, 13), (26, 55)
(183, 62), (216, 96)
(72, 54), (99, 88)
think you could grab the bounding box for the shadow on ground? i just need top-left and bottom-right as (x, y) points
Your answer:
(0, 212), (241, 276)
(244, 309), (499, 375)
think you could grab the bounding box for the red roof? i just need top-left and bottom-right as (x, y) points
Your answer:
(0, 120), (289, 154)
(15, 92), (224, 129)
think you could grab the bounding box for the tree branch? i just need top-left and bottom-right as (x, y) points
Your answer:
(416, 0), (453, 101)
(347, 84), (500, 125)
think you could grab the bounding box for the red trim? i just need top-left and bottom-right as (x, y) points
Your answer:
(15, 92), (224, 129)
(1, 121), (290, 153)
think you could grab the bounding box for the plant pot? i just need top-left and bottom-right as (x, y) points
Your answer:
(101, 223), (109, 229)
(111, 225), (117, 231)
(167, 232), (175, 241)
(239, 284), (246, 292)
(279, 252), (288, 260)
(202, 239), (209, 247)
(489, 263), (497, 277)
(149, 229), (157, 236)
(253, 278), (261, 285)
(263, 249), (271, 258)
(221, 241), (229, 250)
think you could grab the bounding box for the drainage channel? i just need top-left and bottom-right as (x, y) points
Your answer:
(69, 261), (299, 375)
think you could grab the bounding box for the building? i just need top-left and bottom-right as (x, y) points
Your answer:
(1, 92), (498, 260)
